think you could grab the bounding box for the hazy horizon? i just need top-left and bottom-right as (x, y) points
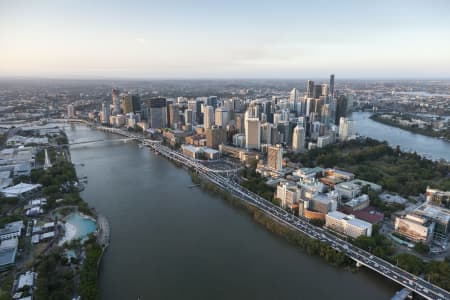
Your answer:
(1, 0), (450, 79)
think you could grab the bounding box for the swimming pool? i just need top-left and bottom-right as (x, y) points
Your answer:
(59, 212), (97, 245)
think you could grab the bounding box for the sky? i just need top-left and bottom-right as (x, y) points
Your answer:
(1, 0), (450, 79)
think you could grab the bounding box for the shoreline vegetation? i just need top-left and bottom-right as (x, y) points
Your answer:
(191, 170), (450, 291)
(370, 113), (450, 142)
(190, 172), (353, 268)
(285, 137), (450, 198)
(26, 137), (103, 300)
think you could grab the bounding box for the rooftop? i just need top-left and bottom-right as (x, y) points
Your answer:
(1, 182), (42, 197)
(0, 238), (18, 267)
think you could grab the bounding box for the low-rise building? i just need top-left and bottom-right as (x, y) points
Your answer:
(1, 183), (42, 198)
(326, 211), (373, 238)
(181, 145), (204, 160)
(276, 181), (300, 209)
(292, 167), (323, 181)
(0, 238), (18, 270)
(349, 179), (382, 192)
(394, 214), (435, 243)
(335, 182), (361, 200)
(414, 204), (450, 239)
(0, 221), (24, 241)
(426, 187), (450, 208)
(343, 194), (370, 211)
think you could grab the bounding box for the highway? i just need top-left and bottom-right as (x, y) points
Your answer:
(83, 126), (450, 300)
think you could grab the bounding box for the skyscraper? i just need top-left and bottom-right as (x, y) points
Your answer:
(321, 84), (329, 97)
(185, 109), (194, 126)
(206, 126), (227, 149)
(292, 124), (305, 153)
(245, 111), (261, 150)
(215, 107), (230, 127)
(148, 97), (167, 129)
(168, 104), (180, 129)
(121, 94), (141, 114)
(101, 101), (110, 124)
(112, 88), (121, 115)
(267, 145), (283, 171)
(306, 80), (314, 98)
(260, 122), (273, 145)
(339, 117), (355, 141)
(204, 106), (215, 129)
(335, 95), (348, 125)
(329, 74), (335, 98)
(207, 96), (218, 109)
(313, 85), (322, 99)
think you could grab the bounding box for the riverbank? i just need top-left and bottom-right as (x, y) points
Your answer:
(370, 114), (450, 142)
(190, 172), (353, 268)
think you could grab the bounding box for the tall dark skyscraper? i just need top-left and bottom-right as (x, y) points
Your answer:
(330, 74), (335, 97)
(334, 95), (348, 125)
(313, 85), (322, 99)
(147, 97), (167, 129)
(306, 80), (314, 98)
(207, 96), (218, 109)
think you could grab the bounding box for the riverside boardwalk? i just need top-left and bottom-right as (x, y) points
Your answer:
(97, 214), (110, 249)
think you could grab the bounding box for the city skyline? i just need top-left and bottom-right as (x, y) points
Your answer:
(1, 0), (450, 79)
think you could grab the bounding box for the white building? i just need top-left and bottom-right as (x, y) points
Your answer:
(326, 211), (372, 238)
(214, 107), (230, 127)
(204, 106), (215, 129)
(245, 112), (260, 150)
(339, 117), (356, 141)
(292, 124), (305, 153)
(276, 181), (300, 209)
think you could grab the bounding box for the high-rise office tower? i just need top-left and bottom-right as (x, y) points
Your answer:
(215, 107), (230, 127)
(289, 88), (301, 114)
(277, 120), (291, 145)
(306, 80), (314, 98)
(267, 145), (283, 171)
(329, 74), (335, 98)
(207, 96), (219, 109)
(313, 85), (322, 99)
(235, 113), (244, 133)
(185, 109), (194, 126)
(112, 88), (121, 115)
(206, 125), (227, 149)
(335, 95), (348, 125)
(262, 101), (273, 123)
(204, 106), (215, 129)
(245, 111), (261, 150)
(260, 122), (273, 145)
(168, 104), (180, 129)
(292, 124), (305, 153)
(339, 117), (355, 141)
(321, 84), (329, 97)
(148, 97), (167, 129)
(121, 94), (140, 114)
(101, 102), (110, 124)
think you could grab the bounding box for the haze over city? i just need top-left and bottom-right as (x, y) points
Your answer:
(1, 0), (450, 79)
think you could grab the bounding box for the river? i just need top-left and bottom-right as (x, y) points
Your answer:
(351, 112), (450, 162)
(65, 125), (398, 300)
